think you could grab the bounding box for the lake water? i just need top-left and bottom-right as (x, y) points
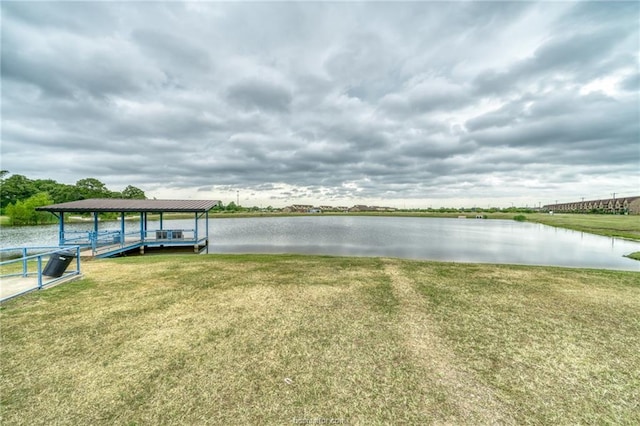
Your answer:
(1, 216), (639, 271)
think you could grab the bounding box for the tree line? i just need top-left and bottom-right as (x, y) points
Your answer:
(0, 171), (146, 225)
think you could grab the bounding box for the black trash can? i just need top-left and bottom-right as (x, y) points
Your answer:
(43, 251), (76, 278)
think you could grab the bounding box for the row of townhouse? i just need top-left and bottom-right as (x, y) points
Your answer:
(544, 196), (640, 214)
(348, 205), (397, 212)
(284, 204), (397, 213)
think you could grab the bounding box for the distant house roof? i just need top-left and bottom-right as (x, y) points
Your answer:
(36, 199), (221, 213)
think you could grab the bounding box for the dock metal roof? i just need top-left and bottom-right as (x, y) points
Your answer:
(36, 199), (221, 213)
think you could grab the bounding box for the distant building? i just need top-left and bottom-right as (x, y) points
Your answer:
(349, 205), (372, 212)
(348, 205), (396, 212)
(544, 196), (640, 214)
(285, 204), (398, 213)
(289, 204), (314, 213)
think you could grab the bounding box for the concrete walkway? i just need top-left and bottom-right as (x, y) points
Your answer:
(0, 274), (82, 302)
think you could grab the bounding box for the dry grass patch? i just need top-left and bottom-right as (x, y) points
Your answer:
(1, 255), (639, 425)
(1, 255), (429, 425)
(401, 261), (640, 424)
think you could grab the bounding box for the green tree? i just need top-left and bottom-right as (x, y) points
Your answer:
(0, 174), (37, 209)
(49, 184), (82, 204)
(75, 178), (111, 199)
(33, 179), (60, 194)
(6, 192), (54, 225)
(121, 185), (146, 199)
(5, 200), (28, 225)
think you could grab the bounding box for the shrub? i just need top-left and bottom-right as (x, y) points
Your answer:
(513, 214), (527, 222)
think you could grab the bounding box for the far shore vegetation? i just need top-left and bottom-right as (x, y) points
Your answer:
(0, 171), (146, 226)
(1, 254), (639, 424)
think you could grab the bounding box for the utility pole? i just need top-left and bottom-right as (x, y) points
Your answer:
(237, 191), (239, 206)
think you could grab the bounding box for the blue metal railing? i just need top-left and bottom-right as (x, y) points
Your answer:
(61, 230), (123, 247)
(0, 246), (81, 302)
(58, 228), (205, 257)
(146, 229), (196, 241)
(61, 230), (93, 245)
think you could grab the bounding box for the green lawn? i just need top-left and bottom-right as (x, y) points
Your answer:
(526, 213), (640, 241)
(1, 255), (639, 425)
(626, 252), (640, 261)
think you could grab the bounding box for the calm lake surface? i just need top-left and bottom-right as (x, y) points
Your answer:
(1, 216), (639, 271)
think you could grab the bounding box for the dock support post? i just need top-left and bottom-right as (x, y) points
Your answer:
(194, 212), (199, 242)
(140, 212), (144, 241)
(120, 212), (125, 245)
(58, 212), (65, 245)
(93, 212), (99, 234)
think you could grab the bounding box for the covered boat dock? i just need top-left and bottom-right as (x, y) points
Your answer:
(36, 199), (220, 258)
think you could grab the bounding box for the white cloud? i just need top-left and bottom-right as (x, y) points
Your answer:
(1, 1), (638, 208)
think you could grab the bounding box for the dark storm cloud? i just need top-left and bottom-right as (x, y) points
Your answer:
(1, 1), (638, 206)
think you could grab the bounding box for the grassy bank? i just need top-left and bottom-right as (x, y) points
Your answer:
(625, 252), (640, 261)
(525, 213), (640, 241)
(1, 255), (639, 425)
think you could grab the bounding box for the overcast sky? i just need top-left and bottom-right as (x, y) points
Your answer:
(1, 1), (638, 208)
